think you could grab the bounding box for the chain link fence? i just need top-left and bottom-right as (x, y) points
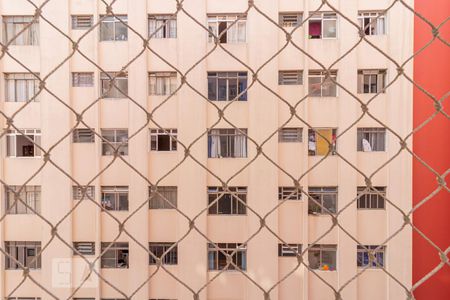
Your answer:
(0, 0), (448, 299)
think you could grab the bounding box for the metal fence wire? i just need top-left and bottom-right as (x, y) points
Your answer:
(0, 0), (448, 299)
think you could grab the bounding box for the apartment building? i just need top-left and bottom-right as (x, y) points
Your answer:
(0, 0), (413, 300)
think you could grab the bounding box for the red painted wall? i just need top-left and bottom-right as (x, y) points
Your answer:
(413, 1), (450, 299)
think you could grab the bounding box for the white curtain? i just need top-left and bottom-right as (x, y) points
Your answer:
(169, 19), (176, 38)
(234, 134), (246, 157)
(209, 131), (220, 158)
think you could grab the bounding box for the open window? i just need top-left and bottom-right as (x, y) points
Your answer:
(208, 243), (247, 271)
(308, 187), (338, 215)
(101, 242), (129, 268)
(6, 129), (41, 157)
(308, 128), (337, 156)
(358, 12), (386, 36)
(149, 243), (178, 265)
(208, 128), (247, 158)
(357, 128), (386, 152)
(357, 70), (386, 94)
(208, 15), (246, 44)
(150, 129), (177, 151)
(308, 13), (337, 39)
(208, 187), (247, 215)
(101, 186), (129, 211)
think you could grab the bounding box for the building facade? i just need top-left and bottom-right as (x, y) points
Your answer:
(0, 0), (413, 300)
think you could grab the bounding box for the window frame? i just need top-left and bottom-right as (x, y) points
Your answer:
(307, 187), (338, 215)
(278, 70), (303, 85)
(207, 14), (247, 44)
(308, 70), (338, 97)
(150, 129), (178, 151)
(72, 128), (95, 143)
(207, 71), (248, 101)
(357, 69), (386, 94)
(99, 15), (128, 41)
(207, 128), (248, 158)
(72, 72), (94, 87)
(73, 242), (95, 256)
(149, 242), (178, 265)
(5, 241), (42, 269)
(72, 186), (95, 201)
(308, 128), (337, 156)
(6, 129), (41, 158)
(3, 16), (39, 45)
(101, 129), (128, 156)
(148, 72), (177, 96)
(357, 186), (386, 209)
(308, 244), (337, 271)
(279, 12), (303, 28)
(357, 245), (386, 268)
(148, 15), (177, 39)
(5, 185), (41, 214)
(278, 244), (302, 257)
(278, 186), (302, 201)
(100, 72), (128, 99)
(357, 127), (386, 152)
(207, 186), (247, 215)
(149, 186), (177, 209)
(101, 186), (129, 211)
(71, 15), (94, 30)
(308, 12), (338, 39)
(208, 243), (247, 271)
(100, 242), (129, 268)
(278, 127), (303, 143)
(358, 11), (387, 36)
(5, 73), (40, 102)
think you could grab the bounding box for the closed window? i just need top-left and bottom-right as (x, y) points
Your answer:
(149, 243), (178, 265)
(5, 73), (40, 102)
(3, 16), (39, 45)
(6, 129), (41, 157)
(101, 242), (128, 268)
(358, 12), (386, 36)
(308, 128), (337, 156)
(308, 244), (337, 271)
(308, 187), (338, 214)
(100, 72), (128, 98)
(149, 72), (177, 95)
(150, 129), (177, 151)
(357, 70), (386, 94)
(278, 127), (303, 142)
(101, 129), (128, 156)
(73, 186), (95, 200)
(73, 128), (95, 143)
(357, 245), (385, 268)
(73, 242), (95, 255)
(278, 187), (302, 201)
(208, 243), (247, 271)
(208, 187), (247, 215)
(71, 15), (93, 29)
(207, 72), (248, 101)
(357, 187), (386, 209)
(308, 12), (337, 39)
(149, 186), (177, 209)
(100, 15), (127, 41)
(208, 15), (246, 44)
(308, 70), (337, 97)
(208, 128), (247, 158)
(149, 15), (177, 38)
(72, 72), (94, 87)
(278, 244), (302, 257)
(5, 186), (40, 214)
(5, 241), (41, 269)
(357, 128), (386, 152)
(279, 13), (302, 27)
(279, 70), (303, 85)
(101, 186), (128, 211)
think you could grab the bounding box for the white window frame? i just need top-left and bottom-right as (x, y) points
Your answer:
(71, 15), (93, 30)
(308, 70), (338, 97)
(101, 129), (128, 156)
(73, 242), (95, 256)
(101, 186), (129, 211)
(308, 244), (337, 271)
(3, 16), (39, 45)
(207, 15), (247, 44)
(72, 186), (95, 200)
(150, 129), (178, 151)
(5, 73), (40, 102)
(358, 11), (386, 36)
(149, 72), (177, 96)
(100, 242), (129, 268)
(208, 128), (248, 158)
(207, 71), (248, 101)
(278, 186), (302, 201)
(6, 129), (41, 158)
(357, 127), (386, 152)
(278, 70), (303, 85)
(357, 187), (386, 209)
(308, 128), (337, 156)
(99, 15), (128, 41)
(73, 128), (95, 143)
(278, 244), (302, 257)
(308, 12), (338, 39)
(357, 245), (386, 268)
(148, 15), (177, 39)
(279, 12), (303, 28)
(208, 243), (247, 271)
(278, 127), (303, 142)
(357, 69), (386, 94)
(149, 186), (177, 209)
(207, 186), (247, 215)
(5, 241), (41, 269)
(149, 242), (178, 265)
(308, 187), (338, 215)
(72, 72), (94, 87)
(5, 185), (41, 214)
(100, 72), (128, 99)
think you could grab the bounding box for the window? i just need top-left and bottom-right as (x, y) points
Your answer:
(208, 243), (247, 271)
(73, 186), (95, 200)
(357, 128), (386, 152)
(5, 186), (40, 214)
(100, 15), (127, 41)
(207, 72), (248, 101)
(279, 13), (303, 27)
(3, 16), (39, 45)
(357, 187), (386, 209)
(149, 243), (178, 265)
(278, 187), (302, 201)
(308, 128), (337, 156)
(357, 69), (386, 94)
(73, 128), (95, 143)
(208, 128), (247, 158)
(7, 298), (41, 300)
(358, 12), (386, 36)
(278, 128), (303, 142)
(100, 242), (128, 268)
(101, 186), (128, 211)
(357, 245), (385, 268)
(308, 13), (337, 39)
(6, 129), (41, 157)
(208, 15), (246, 44)
(308, 244), (337, 271)
(208, 187), (247, 215)
(150, 129), (177, 151)
(279, 70), (303, 85)
(278, 244), (302, 257)
(149, 72), (177, 95)
(101, 129), (128, 156)
(149, 186), (177, 209)
(149, 15), (177, 38)
(100, 72), (128, 98)
(308, 70), (337, 97)
(72, 72), (94, 87)
(308, 187), (338, 214)
(73, 242), (95, 255)
(5, 73), (40, 102)
(5, 241), (41, 269)
(71, 15), (93, 29)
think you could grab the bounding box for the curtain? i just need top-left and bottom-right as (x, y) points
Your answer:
(237, 21), (246, 42)
(169, 19), (177, 38)
(208, 132), (220, 158)
(234, 134), (247, 157)
(227, 21), (238, 43)
(376, 18), (385, 35)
